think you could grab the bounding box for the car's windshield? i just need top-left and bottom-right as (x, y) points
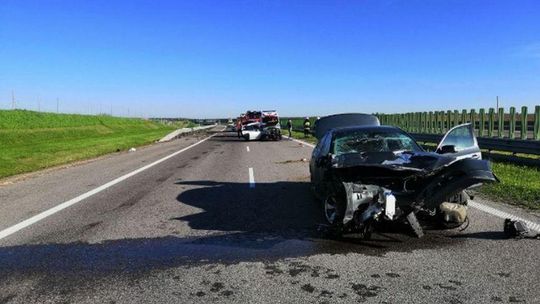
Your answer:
(332, 129), (421, 155)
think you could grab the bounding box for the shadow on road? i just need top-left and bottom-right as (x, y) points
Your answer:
(0, 180), (472, 276)
(174, 180), (321, 234)
(450, 231), (508, 240)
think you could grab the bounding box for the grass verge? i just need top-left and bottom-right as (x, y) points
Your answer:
(0, 110), (188, 179)
(479, 163), (540, 210)
(287, 130), (318, 144)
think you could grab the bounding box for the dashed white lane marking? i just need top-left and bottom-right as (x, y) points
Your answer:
(284, 135), (540, 232)
(469, 201), (540, 232)
(246, 146), (250, 152)
(0, 132), (220, 241)
(248, 167), (255, 188)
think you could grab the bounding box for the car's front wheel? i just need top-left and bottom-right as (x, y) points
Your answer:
(324, 196), (338, 224)
(323, 191), (346, 226)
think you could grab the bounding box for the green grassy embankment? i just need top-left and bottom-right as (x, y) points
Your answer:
(287, 131), (540, 210)
(480, 163), (540, 210)
(0, 110), (187, 179)
(288, 130), (317, 144)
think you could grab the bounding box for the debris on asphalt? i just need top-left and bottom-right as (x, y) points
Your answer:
(407, 212), (424, 238)
(503, 219), (539, 239)
(128, 147), (137, 152)
(440, 202), (467, 224)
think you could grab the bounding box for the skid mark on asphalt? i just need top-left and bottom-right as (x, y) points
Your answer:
(275, 159), (309, 164)
(176, 163), (188, 169)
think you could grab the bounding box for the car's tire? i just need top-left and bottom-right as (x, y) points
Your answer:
(323, 190), (346, 226)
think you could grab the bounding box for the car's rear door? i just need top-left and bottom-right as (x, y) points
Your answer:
(436, 123), (481, 160)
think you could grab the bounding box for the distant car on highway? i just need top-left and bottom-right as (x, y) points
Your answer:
(309, 113), (497, 239)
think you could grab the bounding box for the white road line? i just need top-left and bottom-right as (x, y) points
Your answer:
(0, 132), (219, 241)
(246, 146), (250, 152)
(248, 167), (255, 188)
(469, 201), (540, 232)
(283, 135), (316, 148)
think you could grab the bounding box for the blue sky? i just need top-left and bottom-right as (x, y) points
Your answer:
(1, 0), (539, 118)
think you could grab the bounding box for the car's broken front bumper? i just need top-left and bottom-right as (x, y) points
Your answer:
(342, 182), (399, 226)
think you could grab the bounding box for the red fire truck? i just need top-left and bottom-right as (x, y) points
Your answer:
(237, 110), (281, 141)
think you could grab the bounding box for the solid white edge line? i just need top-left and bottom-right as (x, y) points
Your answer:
(282, 135), (316, 148)
(248, 167), (255, 188)
(246, 146), (250, 152)
(0, 131), (220, 241)
(282, 136), (540, 232)
(469, 201), (540, 232)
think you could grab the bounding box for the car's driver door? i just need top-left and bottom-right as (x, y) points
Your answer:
(310, 132), (332, 193)
(436, 123), (481, 160)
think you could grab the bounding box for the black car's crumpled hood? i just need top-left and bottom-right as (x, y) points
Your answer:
(332, 151), (457, 174)
(329, 151), (498, 219)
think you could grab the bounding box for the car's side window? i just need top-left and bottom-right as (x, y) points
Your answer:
(320, 132), (332, 156)
(439, 124), (476, 152)
(312, 134), (324, 158)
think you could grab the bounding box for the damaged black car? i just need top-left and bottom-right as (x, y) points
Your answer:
(309, 114), (498, 239)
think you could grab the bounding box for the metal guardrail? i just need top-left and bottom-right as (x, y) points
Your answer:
(292, 125), (540, 156)
(292, 126), (540, 166)
(159, 124), (217, 142)
(376, 105), (540, 140)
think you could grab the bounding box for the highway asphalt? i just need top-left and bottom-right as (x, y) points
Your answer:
(0, 128), (539, 303)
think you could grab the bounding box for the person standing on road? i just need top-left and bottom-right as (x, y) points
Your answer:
(303, 117), (311, 137)
(286, 119), (293, 137)
(236, 120), (243, 138)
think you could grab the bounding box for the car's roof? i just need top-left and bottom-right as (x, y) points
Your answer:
(330, 125), (405, 134)
(314, 113), (380, 139)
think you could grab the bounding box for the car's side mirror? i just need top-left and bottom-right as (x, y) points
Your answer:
(437, 145), (457, 154)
